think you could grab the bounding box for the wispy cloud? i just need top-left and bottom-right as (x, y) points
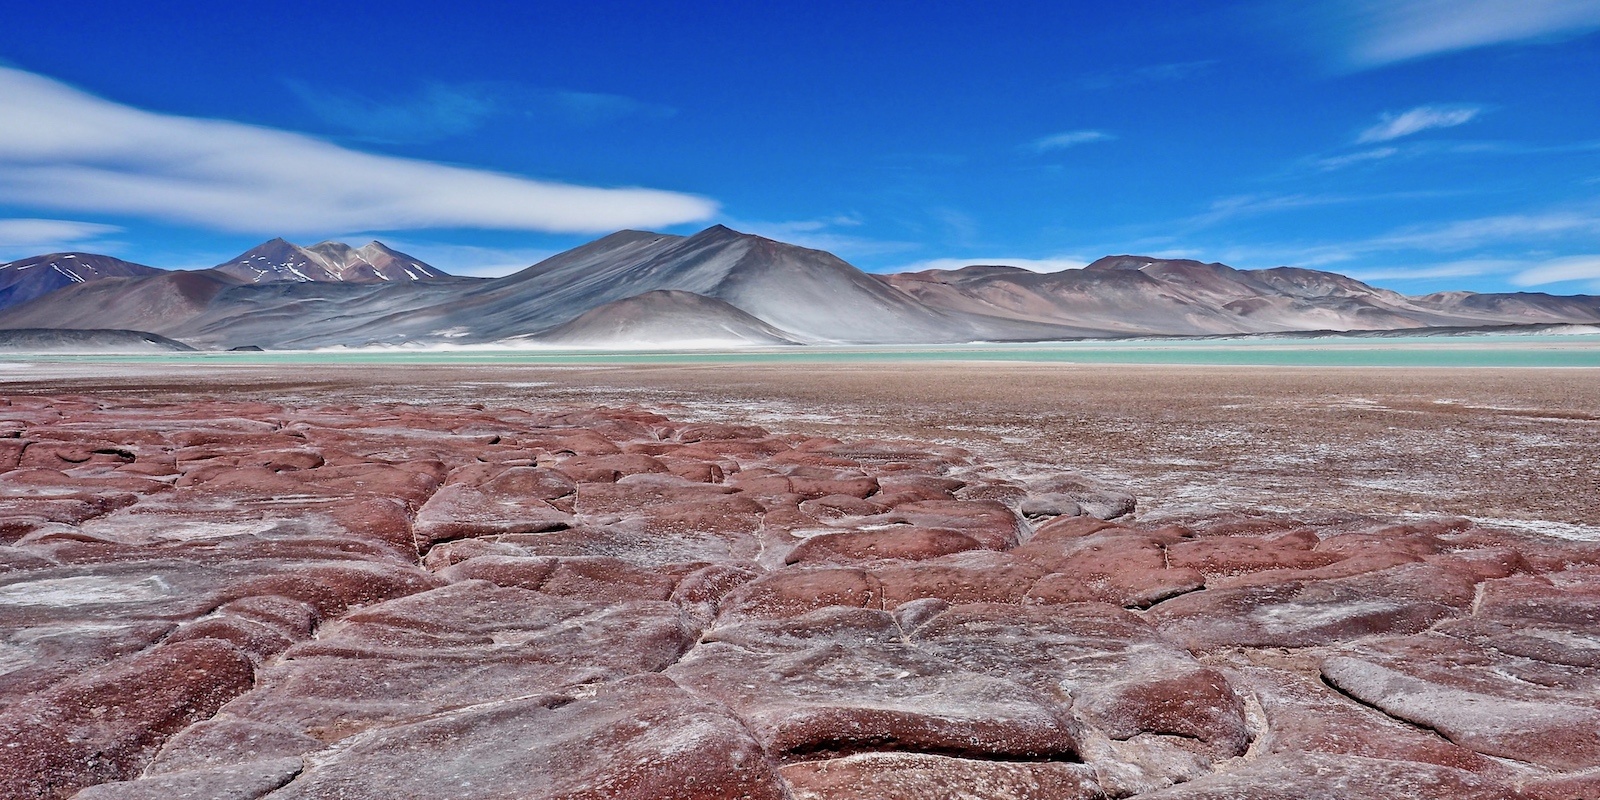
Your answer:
(1344, 259), (1519, 281)
(1358, 105), (1482, 143)
(0, 67), (716, 236)
(285, 80), (498, 144)
(892, 255), (1091, 274)
(0, 217), (124, 261)
(287, 80), (677, 144)
(0, 218), (120, 248)
(1284, 0), (1600, 69)
(1075, 60), (1218, 91)
(1513, 254), (1600, 287)
(1030, 130), (1115, 152)
(732, 215), (919, 259)
(1371, 210), (1600, 250)
(1314, 147), (1401, 170)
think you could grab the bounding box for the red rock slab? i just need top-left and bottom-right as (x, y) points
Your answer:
(68, 758), (305, 800)
(716, 567), (885, 621)
(781, 753), (1105, 800)
(0, 639), (255, 799)
(1020, 531), (1206, 608)
(442, 554), (682, 602)
(676, 422), (773, 442)
(1148, 562), (1476, 651)
(798, 493), (886, 520)
(1165, 529), (1336, 576)
(667, 633), (1081, 762)
(427, 521), (763, 568)
(912, 603), (1249, 758)
(0, 619), (175, 701)
(861, 499), (1023, 550)
(784, 526), (985, 565)
(873, 559), (1046, 606)
(226, 581), (696, 740)
(571, 476), (741, 514)
(142, 717), (323, 774)
(671, 563), (761, 625)
(1321, 658), (1600, 771)
(411, 483), (571, 545)
(1476, 572), (1600, 627)
(874, 473), (965, 502)
(1134, 753), (1537, 800)
(552, 453), (669, 483)
(1436, 617), (1600, 668)
(268, 674), (787, 800)
(1215, 660), (1506, 774)
(0, 561), (233, 627)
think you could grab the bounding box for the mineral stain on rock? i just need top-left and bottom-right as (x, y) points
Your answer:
(0, 394), (1595, 798)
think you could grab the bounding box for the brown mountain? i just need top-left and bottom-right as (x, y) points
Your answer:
(881, 256), (1600, 335)
(0, 253), (162, 310)
(212, 239), (446, 284)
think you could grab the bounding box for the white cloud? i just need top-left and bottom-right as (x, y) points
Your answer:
(1313, 147), (1401, 170)
(1513, 254), (1600, 286)
(731, 216), (918, 259)
(1333, 0), (1600, 67)
(1345, 259), (1520, 281)
(0, 67), (716, 237)
(893, 256), (1091, 274)
(1358, 105), (1482, 142)
(0, 217), (120, 249)
(1372, 210), (1600, 250)
(1030, 130), (1115, 152)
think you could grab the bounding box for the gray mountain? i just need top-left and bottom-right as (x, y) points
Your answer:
(213, 239), (447, 284)
(0, 253), (162, 310)
(529, 289), (800, 346)
(361, 225), (1093, 345)
(2, 229), (1599, 349)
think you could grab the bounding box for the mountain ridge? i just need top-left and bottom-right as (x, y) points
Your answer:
(0, 227), (1596, 349)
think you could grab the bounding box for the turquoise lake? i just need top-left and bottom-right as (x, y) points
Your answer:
(6, 332), (1600, 368)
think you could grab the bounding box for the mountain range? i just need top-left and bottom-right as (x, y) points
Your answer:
(0, 225), (1596, 349)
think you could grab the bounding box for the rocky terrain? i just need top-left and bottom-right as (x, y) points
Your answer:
(1, 394), (1597, 799)
(2, 226), (1597, 349)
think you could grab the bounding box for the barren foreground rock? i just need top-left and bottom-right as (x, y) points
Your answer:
(0, 394), (1597, 798)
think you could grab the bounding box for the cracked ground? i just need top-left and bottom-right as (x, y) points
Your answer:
(0, 363), (1598, 798)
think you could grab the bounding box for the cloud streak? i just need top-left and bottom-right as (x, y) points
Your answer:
(1030, 130), (1115, 152)
(0, 67), (716, 236)
(1513, 254), (1600, 286)
(1299, 0), (1600, 68)
(1358, 105), (1482, 142)
(286, 80), (677, 143)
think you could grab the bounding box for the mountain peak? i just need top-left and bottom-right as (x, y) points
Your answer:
(213, 239), (446, 284)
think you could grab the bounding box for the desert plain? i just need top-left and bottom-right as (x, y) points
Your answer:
(1, 359), (1598, 799)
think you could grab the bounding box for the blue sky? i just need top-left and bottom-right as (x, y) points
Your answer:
(1, 0), (1598, 293)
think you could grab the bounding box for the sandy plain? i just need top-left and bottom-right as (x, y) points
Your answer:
(5, 360), (1596, 535)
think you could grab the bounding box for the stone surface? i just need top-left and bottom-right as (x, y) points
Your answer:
(0, 395), (1593, 799)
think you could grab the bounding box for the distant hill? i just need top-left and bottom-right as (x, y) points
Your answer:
(212, 238), (447, 283)
(0, 227), (1597, 349)
(0, 253), (162, 311)
(0, 328), (194, 352)
(880, 255), (1600, 335)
